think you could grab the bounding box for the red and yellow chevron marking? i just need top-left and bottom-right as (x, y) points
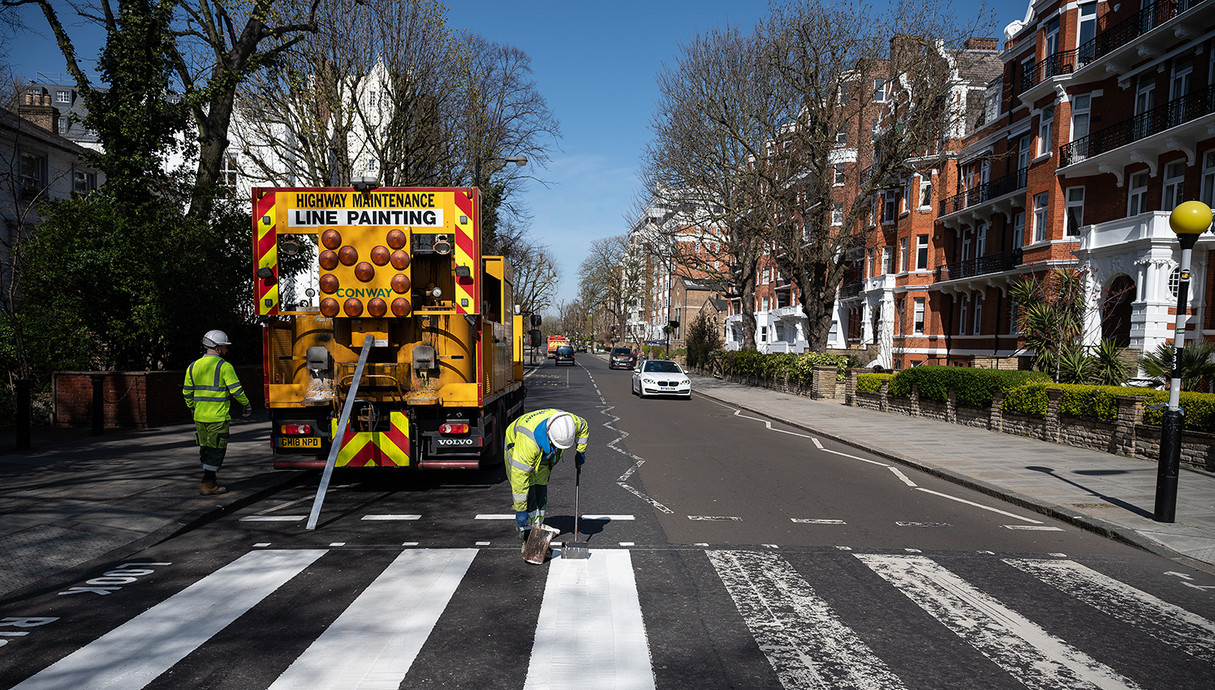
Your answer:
(331, 411), (411, 467)
(452, 191), (478, 315)
(253, 192), (279, 315)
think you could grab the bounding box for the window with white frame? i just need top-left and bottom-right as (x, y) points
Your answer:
(1009, 299), (1019, 334)
(1065, 187), (1084, 236)
(762, 297), (769, 310)
(834, 163), (846, 185)
(960, 296), (969, 335)
(881, 246), (892, 274)
(1071, 94), (1091, 160)
(913, 298), (925, 334)
(1012, 211), (1025, 248)
(1202, 151), (1215, 207)
(874, 79), (887, 102)
(1017, 132), (1032, 171)
(761, 326), (768, 342)
(883, 192), (897, 223)
(902, 178), (912, 213)
(1077, 2), (1097, 60)
(868, 248), (876, 277)
(832, 202), (843, 226)
(916, 234), (928, 270)
(762, 267), (770, 285)
(976, 222), (987, 257)
(919, 174), (933, 208)
(55, 90), (69, 104)
(1127, 171), (1149, 216)
(973, 294), (983, 335)
(1037, 106), (1054, 157)
(836, 130), (848, 145)
(1162, 161), (1186, 211)
(1033, 192), (1049, 242)
(18, 151), (47, 199)
(900, 238), (909, 272)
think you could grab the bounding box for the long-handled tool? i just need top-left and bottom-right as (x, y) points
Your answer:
(563, 464), (589, 559)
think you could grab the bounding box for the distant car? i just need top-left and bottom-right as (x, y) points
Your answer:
(554, 345), (575, 366)
(609, 347), (636, 370)
(631, 359), (692, 398)
(575, 343), (587, 352)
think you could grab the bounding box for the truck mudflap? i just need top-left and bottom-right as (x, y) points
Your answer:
(331, 410), (411, 468)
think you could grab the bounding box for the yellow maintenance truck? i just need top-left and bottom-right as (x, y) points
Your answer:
(252, 186), (526, 469)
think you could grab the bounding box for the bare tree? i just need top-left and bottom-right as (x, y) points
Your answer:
(3, 0), (323, 219)
(642, 22), (789, 351)
(758, 0), (992, 349)
(578, 234), (644, 347)
(506, 236), (558, 318)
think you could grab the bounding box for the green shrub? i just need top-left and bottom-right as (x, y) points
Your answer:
(857, 373), (895, 393)
(999, 383), (1215, 433)
(719, 350), (855, 382)
(1003, 383), (1050, 417)
(1142, 391), (1215, 433)
(889, 366), (1049, 407)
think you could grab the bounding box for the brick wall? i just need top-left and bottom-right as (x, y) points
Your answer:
(54, 367), (262, 429)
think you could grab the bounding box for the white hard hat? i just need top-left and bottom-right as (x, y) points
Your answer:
(202, 330), (232, 348)
(547, 413), (576, 449)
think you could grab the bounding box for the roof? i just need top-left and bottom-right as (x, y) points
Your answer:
(0, 106), (95, 157)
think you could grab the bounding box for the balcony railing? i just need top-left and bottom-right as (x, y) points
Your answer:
(839, 281), (864, 299)
(1060, 83), (1215, 167)
(938, 167), (1028, 216)
(1019, 0), (1201, 93)
(934, 249), (1022, 282)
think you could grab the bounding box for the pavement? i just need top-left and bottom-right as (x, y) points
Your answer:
(2, 367), (1214, 605)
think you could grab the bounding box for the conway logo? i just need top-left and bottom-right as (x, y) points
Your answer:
(335, 287), (393, 299)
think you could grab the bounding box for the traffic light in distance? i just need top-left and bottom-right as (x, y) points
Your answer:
(529, 330), (543, 347)
(530, 314), (542, 327)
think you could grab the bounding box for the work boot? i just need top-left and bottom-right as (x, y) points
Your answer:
(200, 481), (227, 496)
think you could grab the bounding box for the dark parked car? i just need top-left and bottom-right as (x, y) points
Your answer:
(575, 343), (587, 352)
(609, 347), (636, 370)
(554, 345), (575, 366)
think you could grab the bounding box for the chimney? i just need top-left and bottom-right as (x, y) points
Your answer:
(19, 88), (60, 135)
(965, 37), (998, 52)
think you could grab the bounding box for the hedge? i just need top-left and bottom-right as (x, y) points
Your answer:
(888, 366), (1049, 408)
(857, 373), (896, 393)
(999, 383), (1215, 434)
(720, 350), (858, 383)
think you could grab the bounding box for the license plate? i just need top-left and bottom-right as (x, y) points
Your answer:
(280, 437), (321, 449)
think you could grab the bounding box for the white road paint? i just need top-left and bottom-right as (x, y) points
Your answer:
(13, 549), (324, 690)
(707, 549), (906, 689)
(816, 446), (891, 467)
(791, 518), (847, 525)
(525, 550), (654, 690)
(732, 409), (817, 439)
(474, 514), (516, 520)
(1003, 525), (1063, 531)
(888, 467), (917, 487)
(915, 487), (1044, 523)
(239, 515), (307, 522)
(581, 514), (636, 521)
(688, 515), (742, 522)
(1006, 558), (1215, 662)
(895, 521), (951, 528)
(618, 482), (674, 514)
(361, 514), (421, 521)
(269, 549), (476, 690)
(856, 554), (1142, 690)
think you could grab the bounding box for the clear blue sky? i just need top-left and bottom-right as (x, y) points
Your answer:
(4, 0), (1033, 310)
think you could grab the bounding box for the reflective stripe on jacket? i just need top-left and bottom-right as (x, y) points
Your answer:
(182, 354), (249, 423)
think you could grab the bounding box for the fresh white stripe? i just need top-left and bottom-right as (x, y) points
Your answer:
(618, 482), (674, 514)
(791, 518), (846, 525)
(14, 550), (324, 690)
(474, 514), (516, 520)
(888, 467), (917, 487)
(361, 514), (422, 521)
(581, 514), (635, 521)
(525, 550), (654, 689)
(1003, 525), (1063, 531)
(856, 554), (1141, 690)
(688, 515), (742, 521)
(239, 515), (307, 522)
(707, 550), (905, 689)
(270, 549), (476, 690)
(1006, 558), (1215, 662)
(915, 487), (1043, 523)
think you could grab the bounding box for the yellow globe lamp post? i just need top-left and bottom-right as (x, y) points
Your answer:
(1156, 201), (1214, 522)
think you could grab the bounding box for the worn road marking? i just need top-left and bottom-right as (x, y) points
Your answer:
(1003, 525), (1063, 531)
(361, 514), (422, 521)
(857, 554), (1141, 689)
(14, 550), (324, 690)
(1007, 558), (1215, 662)
(688, 515), (742, 522)
(791, 518), (847, 525)
(708, 549), (906, 689)
(915, 487), (1043, 523)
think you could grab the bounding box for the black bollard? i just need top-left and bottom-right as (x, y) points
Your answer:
(91, 374), (105, 436)
(16, 378), (31, 449)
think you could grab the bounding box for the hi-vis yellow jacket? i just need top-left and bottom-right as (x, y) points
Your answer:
(504, 408), (589, 510)
(182, 354), (249, 423)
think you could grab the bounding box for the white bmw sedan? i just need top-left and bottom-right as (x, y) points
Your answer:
(631, 359), (692, 398)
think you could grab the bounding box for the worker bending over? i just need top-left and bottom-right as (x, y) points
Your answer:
(504, 408), (588, 538)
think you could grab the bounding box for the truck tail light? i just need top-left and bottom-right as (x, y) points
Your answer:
(439, 423), (470, 434)
(281, 424), (313, 435)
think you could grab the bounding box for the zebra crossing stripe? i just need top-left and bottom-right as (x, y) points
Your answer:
(269, 548), (476, 689)
(1005, 558), (1215, 662)
(707, 549), (906, 689)
(525, 550), (655, 689)
(856, 554), (1142, 690)
(13, 549), (325, 690)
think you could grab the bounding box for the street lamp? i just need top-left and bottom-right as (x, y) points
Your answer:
(473, 155), (528, 189)
(1155, 200), (1213, 523)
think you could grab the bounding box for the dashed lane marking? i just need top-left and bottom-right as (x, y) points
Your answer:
(792, 518), (846, 525)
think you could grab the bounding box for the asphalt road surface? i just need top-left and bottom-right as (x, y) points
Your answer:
(2, 354), (1213, 689)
